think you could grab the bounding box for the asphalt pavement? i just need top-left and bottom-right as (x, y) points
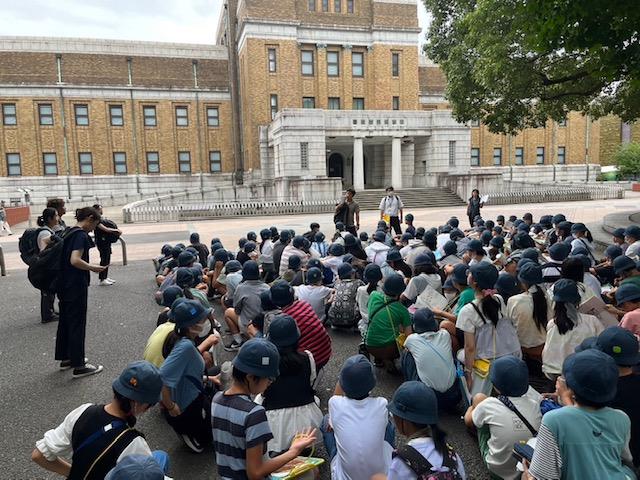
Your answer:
(0, 260), (489, 479)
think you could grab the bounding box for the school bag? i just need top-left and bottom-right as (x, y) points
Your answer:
(95, 218), (120, 244)
(334, 202), (348, 225)
(18, 227), (48, 266)
(394, 444), (463, 480)
(27, 227), (81, 292)
(327, 279), (362, 327)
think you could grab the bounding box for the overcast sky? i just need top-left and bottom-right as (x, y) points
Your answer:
(0, 0), (430, 44)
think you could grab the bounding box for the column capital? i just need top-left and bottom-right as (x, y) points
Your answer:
(316, 43), (327, 49)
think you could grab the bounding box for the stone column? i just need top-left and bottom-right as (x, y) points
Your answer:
(392, 136), (402, 189)
(353, 136), (365, 190)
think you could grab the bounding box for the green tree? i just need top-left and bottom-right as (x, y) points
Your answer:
(615, 142), (640, 179)
(424, 0), (640, 134)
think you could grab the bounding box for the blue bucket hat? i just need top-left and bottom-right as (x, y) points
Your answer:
(233, 338), (280, 378)
(225, 259), (242, 273)
(401, 232), (414, 242)
(612, 227), (626, 239)
(328, 243), (345, 256)
(267, 314), (300, 348)
(288, 255), (302, 270)
(571, 223), (588, 234)
(405, 213), (414, 222)
(161, 244), (172, 256)
(307, 258), (322, 270)
(243, 241), (257, 253)
(363, 263), (383, 283)
(549, 241), (571, 261)
(441, 224), (452, 234)
(521, 248), (540, 262)
(339, 354), (376, 399)
(562, 350), (618, 403)
(112, 361), (163, 405)
(451, 263), (468, 285)
(495, 273), (521, 301)
(242, 260), (260, 280)
(552, 214), (566, 225)
(373, 230), (386, 242)
(171, 245), (184, 259)
(614, 255), (636, 275)
(279, 230), (292, 243)
(335, 221), (345, 231)
(625, 225), (640, 239)
(169, 299), (211, 329)
(604, 245), (623, 260)
(177, 249), (197, 267)
(161, 285), (184, 308)
(493, 225), (503, 235)
(553, 278), (580, 304)
(213, 248), (229, 263)
(383, 273), (405, 297)
(306, 267), (323, 284)
(175, 267), (196, 288)
(489, 236), (505, 249)
(270, 280), (295, 307)
(414, 252), (435, 267)
(386, 249), (403, 263)
(105, 455), (164, 480)
(615, 283), (640, 305)
(448, 217), (459, 228)
(338, 262), (354, 279)
(359, 232), (369, 242)
(449, 229), (464, 241)
(443, 241), (457, 256)
(260, 228), (272, 240)
(412, 308), (437, 334)
(469, 262), (499, 290)
(575, 336), (598, 353)
(480, 230), (492, 245)
(344, 234), (357, 247)
(518, 262), (543, 285)
(490, 356), (529, 397)
(292, 236), (306, 249)
(260, 290), (276, 311)
(596, 326), (640, 366)
(314, 232), (325, 243)
(388, 381), (438, 425)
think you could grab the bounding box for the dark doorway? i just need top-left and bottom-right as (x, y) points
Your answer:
(327, 152), (344, 178)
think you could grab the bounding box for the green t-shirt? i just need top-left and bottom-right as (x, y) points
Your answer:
(621, 275), (640, 289)
(455, 287), (476, 316)
(365, 291), (411, 347)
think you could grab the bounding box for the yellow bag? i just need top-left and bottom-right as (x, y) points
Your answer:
(395, 332), (407, 349)
(473, 358), (491, 378)
(383, 214), (391, 225)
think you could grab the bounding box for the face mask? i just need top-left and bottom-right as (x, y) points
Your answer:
(444, 292), (456, 302)
(197, 320), (211, 338)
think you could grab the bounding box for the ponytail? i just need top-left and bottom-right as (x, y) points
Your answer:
(38, 207), (57, 227)
(367, 280), (377, 295)
(530, 286), (549, 332)
(480, 295), (500, 327)
(585, 230), (593, 243)
(554, 301), (575, 335)
(413, 423), (449, 458)
(113, 389), (137, 427)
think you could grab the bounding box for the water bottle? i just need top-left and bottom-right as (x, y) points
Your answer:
(220, 361), (233, 391)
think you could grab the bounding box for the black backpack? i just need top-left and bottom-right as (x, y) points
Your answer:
(334, 202), (348, 225)
(96, 219), (120, 244)
(18, 227), (48, 266)
(27, 227), (81, 292)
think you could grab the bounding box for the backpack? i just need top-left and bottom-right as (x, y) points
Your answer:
(394, 444), (463, 480)
(334, 202), (348, 225)
(27, 227), (81, 292)
(19, 227), (48, 266)
(95, 218), (120, 244)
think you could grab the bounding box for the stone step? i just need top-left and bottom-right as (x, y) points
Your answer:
(347, 187), (466, 210)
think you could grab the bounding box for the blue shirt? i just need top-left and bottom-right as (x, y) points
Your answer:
(160, 337), (204, 410)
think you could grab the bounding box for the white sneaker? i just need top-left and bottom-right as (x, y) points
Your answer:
(106, 278), (116, 284)
(99, 279), (113, 286)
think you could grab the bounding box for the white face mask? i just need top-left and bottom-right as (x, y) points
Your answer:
(444, 292), (456, 302)
(197, 319), (211, 338)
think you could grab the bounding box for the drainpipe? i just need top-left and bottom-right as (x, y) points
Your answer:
(193, 61), (205, 194)
(584, 114), (591, 182)
(127, 58), (141, 195)
(56, 54), (72, 200)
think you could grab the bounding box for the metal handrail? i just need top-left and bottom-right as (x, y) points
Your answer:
(119, 237), (128, 266)
(0, 245), (5, 276)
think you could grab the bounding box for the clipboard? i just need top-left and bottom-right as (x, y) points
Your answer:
(415, 284), (448, 311)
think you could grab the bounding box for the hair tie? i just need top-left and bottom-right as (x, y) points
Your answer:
(481, 288), (497, 297)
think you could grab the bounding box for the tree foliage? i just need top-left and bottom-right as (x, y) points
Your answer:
(424, 0), (640, 134)
(615, 142), (640, 179)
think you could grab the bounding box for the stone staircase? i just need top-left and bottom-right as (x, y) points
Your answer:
(351, 187), (466, 211)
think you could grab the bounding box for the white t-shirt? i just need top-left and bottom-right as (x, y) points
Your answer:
(625, 240), (640, 259)
(379, 195), (403, 216)
(571, 238), (597, 265)
(436, 233), (451, 253)
(506, 288), (552, 349)
(387, 437), (466, 480)
(472, 387), (543, 480)
(404, 330), (456, 392)
(403, 273), (443, 300)
(37, 227), (54, 252)
(294, 284), (333, 322)
(329, 395), (393, 480)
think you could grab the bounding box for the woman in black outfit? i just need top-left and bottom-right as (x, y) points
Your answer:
(467, 189), (484, 227)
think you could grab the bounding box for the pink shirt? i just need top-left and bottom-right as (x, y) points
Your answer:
(620, 308), (640, 337)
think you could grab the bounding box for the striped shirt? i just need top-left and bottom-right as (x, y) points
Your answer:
(283, 300), (332, 368)
(211, 392), (273, 480)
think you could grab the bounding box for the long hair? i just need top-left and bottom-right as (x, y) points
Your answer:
(414, 263), (438, 276)
(37, 207), (57, 227)
(277, 343), (307, 376)
(113, 389), (137, 427)
(530, 286), (549, 332)
(554, 301), (575, 335)
(75, 206), (101, 222)
(479, 296), (501, 327)
(562, 257), (584, 283)
(413, 424), (449, 457)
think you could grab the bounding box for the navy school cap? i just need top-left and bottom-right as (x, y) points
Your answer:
(412, 308), (437, 334)
(339, 354), (376, 399)
(469, 262), (499, 290)
(596, 326), (640, 366)
(388, 381), (438, 425)
(233, 338), (280, 378)
(112, 361), (163, 405)
(615, 283), (640, 305)
(562, 349), (618, 403)
(490, 356), (529, 397)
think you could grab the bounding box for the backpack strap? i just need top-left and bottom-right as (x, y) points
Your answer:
(394, 444), (434, 476)
(74, 420), (127, 454)
(498, 395), (538, 436)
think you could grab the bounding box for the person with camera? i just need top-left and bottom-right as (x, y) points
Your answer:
(93, 204), (122, 286)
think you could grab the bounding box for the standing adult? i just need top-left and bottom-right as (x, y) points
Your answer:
(46, 198), (67, 232)
(55, 206), (106, 378)
(379, 186), (404, 235)
(335, 188), (360, 235)
(467, 189), (484, 228)
(93, 204), (121, 286)
(0, 200), (12, 235)
(36, 207), (60, 323)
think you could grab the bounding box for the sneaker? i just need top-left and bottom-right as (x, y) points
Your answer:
(106, 278), (116, 284)
(99, 279), (113, 286)
(224, 340), (243, 352)
(42, 313), (59, 324)
(60, 358), (88, 370)
(72, 363), (104, 378)
(180, 433), (204, 454)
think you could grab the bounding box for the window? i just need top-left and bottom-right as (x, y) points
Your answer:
(392, 52), (400, 77)
(493, 147), (502, 166)
(178, 152), (191, 173)
(327, 51), (340, 76)
(43, 153), (58, 175)
(207, 107), (219, 127)
(143, 106), (157, 127)
(302, 97), (316, 109)
(448, 141), (456, 167)
(78, 152), (93, 175)
(270, 94), (278, 120)
(470, 119), (480, 127)
(6, 153), (21, 176)
(352, 97), (365, 110)
(39, 104), (53, 126)
(308, 0), (316, 11)
(557, 146), (566, 164)
(301, 50), (314, 76)
(328, 97), (341, 110)
(347, 0), (354, 12)
(471, 148), (480, 166)
(322, 0), (328, 11)
(175, 106), (188, 126)
(536, 146), (545, 164)
(558, 117), (567, 127)
(268, 48), (277, 73)
(2, 103), (17, 125)
(209, 151), (222, 172)
(352, 52), (364, 77)
(113, 152), (127, 174)
(146, 152), (160, 173)
(334, 0), (341, 12)
(392, 96), (400, 110)
(74, 104), (89, 126)
(300, 142), (309, 169)
(109, 105), (124, 126)
(515, 147), (524, 165)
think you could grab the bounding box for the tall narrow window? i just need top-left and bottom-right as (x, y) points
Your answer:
(493, 147), (502, 166)
(352, 97), (365, 110)
(308, 0), (316, 11)
(557, 146), (566, 164)
(301, 50), (314, 76)
(470, 148), (480, 166)
(536, 146), (545, 164)
(300, 142), (309, 169)
(74, 104), (89, 126)
(558, 117), (567, 127)
(448, 141), (456, 167)
(268, 48), (277, 73)
(109, 105), (124, 126)
(113, 152), (127, 174)
(39, 104), (53, 126)
(352, 52), (364, 77)
(146, 152), (160, 173)
(178, 151), (191, 173)
(302, 97), (316, 108)
(78, 152), (93, 175)
(175, 106), (188, 126)
(391, 52), (400, 77)
(2, 104), (17, 125)
(143, 106), (157, 127)
(209, 151), (222, 172)
(322, 0), (329, 11)
(515, 147), (524, 165)
(43, 153), (58, 175)
(347, 0), (354, 13)
(334, 0), (341, 12)
(6, 153), (21, 176)
(328, 97), (341, 110)
(270, 94), (278, 120)
(392, 96), (400, 110)
(470, 119), (480, 127)
(207, 107), (219, 126)
(327, 51), (340, 76)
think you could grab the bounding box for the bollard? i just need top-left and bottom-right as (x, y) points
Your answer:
(0, 244), (6, 276)
(119, 237), (128, 266)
